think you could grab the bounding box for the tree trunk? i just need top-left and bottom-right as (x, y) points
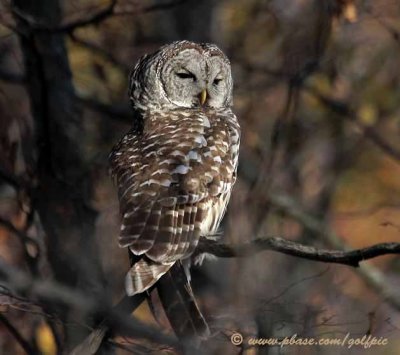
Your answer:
(12, 0), (105, 346)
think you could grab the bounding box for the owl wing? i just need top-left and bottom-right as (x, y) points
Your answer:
(109, 109), (240, 294)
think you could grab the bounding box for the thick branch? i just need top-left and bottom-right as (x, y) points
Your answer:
(0, 69), (25, 84)
(197, 237), (400, 267)
(0, 260), (181, 351)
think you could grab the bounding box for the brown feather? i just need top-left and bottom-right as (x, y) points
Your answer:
(110, 107), (240, 294)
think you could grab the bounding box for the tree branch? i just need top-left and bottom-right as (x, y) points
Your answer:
(365, 6), (400, 48)
(0, 313), (36, 355)
(196, 237), (400, 267)
(11, 0), (118, 33)
(14, 0), (186, 34)
(69, 33), (130, 73)
(0, 217), (39, 254)
(0, 165), (24, 189)
(0, 216), (40, 276)
(305, 86), (400, 162)
(240, 66), (400, 163)
(0, 260), (182, 351)
(3, 191), (400, 353)
(268, 192), (400, 311)
(3, 219), (399, 352)
(112, 0), (186, 17)
(0, 69), (25, 84)
(12, 0), (106, 311)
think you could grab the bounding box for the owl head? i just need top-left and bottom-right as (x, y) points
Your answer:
(129, 41), (233, 111)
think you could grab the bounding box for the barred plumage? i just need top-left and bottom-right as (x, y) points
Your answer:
(110, 41), (240, 296)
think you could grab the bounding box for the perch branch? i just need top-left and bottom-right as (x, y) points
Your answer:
(196, 237), (400, 267)
(3, 196), (400, 352)
(269, 192), (400, 311)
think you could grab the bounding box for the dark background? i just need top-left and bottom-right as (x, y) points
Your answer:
(0, 0), (399, 354)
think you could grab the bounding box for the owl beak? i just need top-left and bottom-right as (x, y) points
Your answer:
(199, 89), (207, 106)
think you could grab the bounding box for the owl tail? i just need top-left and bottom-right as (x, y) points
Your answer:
(125, 257), (173, 296)
(126, 255), (210, 344)
(156, 261), (210, 344)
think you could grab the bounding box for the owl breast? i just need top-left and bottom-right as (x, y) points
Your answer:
(110, 106), (240, 265)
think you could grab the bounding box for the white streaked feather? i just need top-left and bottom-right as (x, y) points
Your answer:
(172, 165), (189, 174)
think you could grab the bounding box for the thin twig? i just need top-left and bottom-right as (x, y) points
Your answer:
(0, 217), (39, 254)
(113, 0), (186, 16)
(365, 6), (400, 48)
(16, 0), (118, 33)
(69, 33), (130, 73)
(17, 0), (186, 34)
(305, 86), (400, 162)
(0, 313), (37, 355)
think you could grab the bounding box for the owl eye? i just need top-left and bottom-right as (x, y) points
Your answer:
(176, 71), (196, 80)
(213, 78), (222, 85)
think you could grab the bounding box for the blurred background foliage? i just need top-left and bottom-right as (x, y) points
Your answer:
(0, 0), (400, 354)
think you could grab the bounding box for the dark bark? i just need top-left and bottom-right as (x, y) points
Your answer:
(11, 0), (105, 345)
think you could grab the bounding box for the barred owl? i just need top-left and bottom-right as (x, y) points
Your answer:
(110, 40), (240, 296)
